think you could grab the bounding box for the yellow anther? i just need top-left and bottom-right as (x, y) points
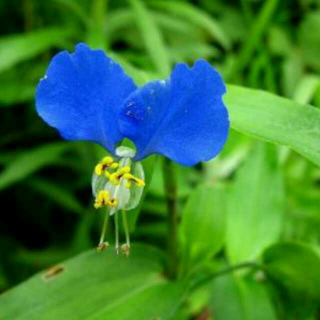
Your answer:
(102, 156), (114, 165)
(123, 173), (145, 188)
(94, 156), (119, 177)
(94, 190), (110, 209)
(108, 198), (118, 207)
(109, 166), (131, 185)
(110, 163), (119, 170)
(135, 179), (145, 187)
(104, 171), (111, 179)
(95, 163), (104, 176)
(120, 166), (131, 174)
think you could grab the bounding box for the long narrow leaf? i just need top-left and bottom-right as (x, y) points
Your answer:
(226, 85), (320, 167)
(0, 143), (71, 190)
(0, 27), (74, 73)
(129, 0), (171, 77)
(149, 0), (231, 49)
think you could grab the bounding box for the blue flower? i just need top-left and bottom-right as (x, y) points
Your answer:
(36, 43), (229, 166)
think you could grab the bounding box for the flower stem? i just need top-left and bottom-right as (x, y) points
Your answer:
(99, 208), (110, 245)
(162, 157), (178, 279)
(114, 211), (119, 254)
(190, 262), (264, 291)
(122, 210), (130, 248)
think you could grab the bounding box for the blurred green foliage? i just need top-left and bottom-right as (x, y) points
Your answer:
(1, 0), (320, 319)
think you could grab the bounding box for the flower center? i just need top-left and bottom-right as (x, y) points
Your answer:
(92, 151), (145, 255)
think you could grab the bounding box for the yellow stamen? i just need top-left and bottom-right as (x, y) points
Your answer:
(110, 166), (131, 185)
(123, 173), (145, 188)
(94, 163), (104, 176)
(110, 163), (119, 169)
(108, 198), (118, 207)
(102, 156), (114, 165)
(94, 190), (110, 209)
(95, 156), (119, 177)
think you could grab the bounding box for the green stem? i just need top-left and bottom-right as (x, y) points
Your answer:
(99, 208), (110, 245)
(162, 157), (178, 279)
(191, 262), (264, 291)
(114, 211), (119, 254)
(122, 210), (130, 247)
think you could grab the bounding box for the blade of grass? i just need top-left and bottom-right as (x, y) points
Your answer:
(231, 0), (279, 77)
(0, 142), (71, 190)
(0, 27), (74, 73)
(128, 0), (171, 77)
(149, 0), (231, 50)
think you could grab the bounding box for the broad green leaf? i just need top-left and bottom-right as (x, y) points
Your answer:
(263, 242), (320, 300)
(0, 244), (185, 320)
(210, 273), (245, 320)
(180, 184), (226, 274)
(129, 0), (171, 77)
(210, 273), (276, 320)
(27, 178), (85, 214)
(0, 143), (71, 191)
(226, 85), (320, 167)
(0, 27), (74, 73)
(226, 143), (284, 264)
(149, 0), (230, 49)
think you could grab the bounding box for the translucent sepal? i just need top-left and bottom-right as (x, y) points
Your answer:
(92, 152), (145, 214)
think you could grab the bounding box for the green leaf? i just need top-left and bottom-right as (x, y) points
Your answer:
(0, 244), (186, 320)
(129, 0), (171, 77)
(210, 273), (276, 320)
(180, 184), (226, 274)
(263, 242), (320, 300)
(0, 143), (71, 191)
(149, 0), (231, 50)
(0, 27), (74, 73)
(226, 85), (320, 167)
(226, 143), (284, 264)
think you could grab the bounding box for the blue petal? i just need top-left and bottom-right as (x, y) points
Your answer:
(118, 60), (229, 166)
(36, 43), (137, 153)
